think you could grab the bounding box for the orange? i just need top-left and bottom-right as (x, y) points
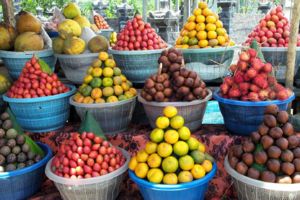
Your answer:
(163, 106), (178, 118)
(170, 115), (184, 129)
(129, 156), (138, 171)
(191, 164), (206, 179)
(136, 150), (149, 163)
(197, 31), (207, 40)
(195, 23), (205, 31)
(202, 8), (213, 16)
(184, 22), (196, 31)
(193, 8), (202, 16)
(145, 141), (157, 154)
(215, 20), (223, 28)
(202, 160), (213, 173)
(198, 40), (208, 48)
(147, 153), (162, 168)
(206, 23), (216, 31)
(162, 156), (178, 173)
(164, 130), (179, 144)
(95, 98), (105, 103)
(196, 15), (205, 23)
(198, 142), (206, 153)
(198, 1), (208, 9)
(147, 168), (164, 183)
(176, 37), (182, 45)
(156, 116), (170, 129)
(83, 96), (94, 104)
(73, 93), (84, 103)
(216, 27), (226, 36)
(207, 31), (217, 39)
(180, 29), (189, 36)
(179, 155), (194, 171)
(217, 36), (226, 45)
(134, 163), (149, 178)
(91, 88), (102, 99)
(187, 15), (196, 22)
(206, 15), (216, 24)
(213, 13), (220, 20)
(188, 30), (197, 38)
(157, 142), (173, 158)
(105, 95), (116, 103)
(98, 52), (109, 61)
(173, 141), (189, 156)
(178, 171), (193, 183)
(163, 173), (178, 184)
(104, 59), (116, 68)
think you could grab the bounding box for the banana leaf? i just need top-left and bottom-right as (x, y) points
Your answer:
(38, 57), (53, 75)
(78, 111), (107, 140)
(250, 39), (266, 62)
(6, 108), (44, 157)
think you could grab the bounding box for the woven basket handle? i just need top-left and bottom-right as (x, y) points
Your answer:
(157, 63), (163, 75)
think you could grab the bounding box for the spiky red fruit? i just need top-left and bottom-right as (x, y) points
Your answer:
(239, 82), (250, 92)
(230, 64), (238, 73)
(248, 92), (260, 101)
(251, 58), (263, 71)
(247, 48), (257, 58)
(253, 76), (268, 89)
(250, 84), (260, 92)
(228, 88), (241, 98)
(262, 63), (272, 73)
(239, 51), (250, 62)
(274, 83), (285, 92)
(276, 89), (289, 100)
(268, 90), (276, 100)
(224, 77), (234, 86)
(246, 68), (258, 79)
(234, 72), (244, 84)
(220, 83), (229, 94)
(237, 61), (248, 71)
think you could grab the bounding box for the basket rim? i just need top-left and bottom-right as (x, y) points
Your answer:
(224, 156), (300, 190)
(55, 52), (99, 59)
(260, 47), (300, 52)
(129, 162), (217, 190)
(69, 95), (137, 108)
(0, 142), (52, 178)
(3, 84), (76, 103)
(138, 89), (212, 107)
(97, 29), (114, 33)
(45, 148), (129, 185)
(108, 47), (167, 55)
(0, 49), (54, 58)
(178, 46), (236, 53)
(213, 89), (295, 106)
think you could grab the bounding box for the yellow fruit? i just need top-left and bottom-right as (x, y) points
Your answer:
(58, 19), (81, 39)
(74, 16), (91, 28)
(163, 106), (177, 118)
(129, 156), (138, 170)
(145, 142), (157, 154)
(162, 156), (178, 173)
(191, 164), (206, 179)
(157, 142), (173, 158)
(87, 66), (93, 74)
(84, 75), (93, 84)
(170, 116), (184, 129)
(196, 31), (207, 40)
(63, 2), (81, 19)
(113, 76), (123, 85)
(185, 22), (196, 31)
(198, 142), (206, 153)
(206, 15), (217, 24)
(176, 37), (182, 45)
(91, 88), (102, 99)
(102, 87), (114, 97)
(95, 98), (105, 103)
(198, 1), (208, 9)
(92, 59), (102, 68)
(92, 68), (102, 77)
(129, 88), (137, 96)
(195, 23), (206, 31)
(164, 130), (179, 144)
(147, 168), (164, 183)
(206, 23), (216, 31)
(178, 171), (193, 183)
(147, 153), (162, 168)
(125, 91), (134, 99)
(193, 8), (202, 16)
(179, 155), (194, 171)
(196, 15), (205, 23)
(230, 40), (235, 46)
(113, 67), (122, 76)
(135, 163), (149, 178)
(106, 96), (118, 103)
(73, 93), (84, 103)
(180, 29), (189, 36)
(202, 8), (213, 16)
(102, 77), (113, 87)
(215, 20), (223, 28)
(121, 82), (130, 91)
(156, 116), (170, 129)
(187, 137), (200, 150)
(103, 67), (114, 77)
(181, 36), (189, 44)
(104, 59), (116, 68)
(207, 31), (217, 39)
(83, 96), (94, 104)
(187, 15), (196, 22)
(163, 173), (178, 184)
(52, 37), (64, 54)
(202, 160), (213, 173)
(98, 52), (109, 61)
(178, 126), (191, 140)
(188, 30), (197, 38)
(114, 85), (123, 96)
(208, 39), (218, 47)
(216, 28), (226, 36)
(217, 36), (226, 45)
(63, 36), (85, 55)
(136, 150), (149, 163)
(173, 141), (189, 156)
(150, 128), (164, 143)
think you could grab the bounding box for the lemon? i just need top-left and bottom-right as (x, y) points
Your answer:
(170, 115), (184, 129)
(104, 59), (116, 68)
(103, 67), (114, 77)
(164, 130), (179, 144)
(157, 142), (173, 158)
(135, 163), (149, 178)
(163, 173), (178, 184)
(136, 150), (149, 163)
(193, 8), (202, 16)
(162, 156), (178, 173)
(191, 164), (206, 179)
(147, 168), (164, 183)
(198, 142), (206, 153)
(215, 20), (223, 28)
(98, 52), (109, 61)
(147, 153), (162, 168)
(145, 141), (158, 154)
(206, 23), (216, 31)
(178, 126), (191, 140)
(206, 15), (217, 23)
(173, 141), (189, 156)
(187, 15), (196, 22)
(163, 106), (178, 118)
(179, 155), (194, 171)
(129, 156), (138, 171)
(202, 160), (213, 173)
(207, 31), (217, 39)
(198, 1), (208, 9)
(195, 23), (205, 31)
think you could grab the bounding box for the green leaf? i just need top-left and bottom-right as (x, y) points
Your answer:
(78, 111), (107, 140)
(252, 163), (266, 172)
(250, 39), (266, 62)
(38, 58), (53, 75)
(254, 143), (264, 153)
(6, 108), (44, 157)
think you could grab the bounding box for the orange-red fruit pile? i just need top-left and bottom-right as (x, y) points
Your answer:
(7, 56), (69, 98)
(244, 5), (300, 47)
(220, 48), (292, 101)
(94, 14), (110, 29)
(113, 14), (168, 51)
(51, 132), (126, 179)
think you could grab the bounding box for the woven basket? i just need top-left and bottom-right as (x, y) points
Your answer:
(181, 47), (235, 81)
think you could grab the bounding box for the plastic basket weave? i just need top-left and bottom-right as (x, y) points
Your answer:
(45, 148), (129, 200)
(213, 90), (295, 136)
(70, 96), (136, 135)
(3, 85), (76, 133)
(224, 156), (300, 200)
(97, 29), (114, 39)
(181, 47), (235, 81)
(0, 49), (55, 80)
(129, 163), (217, 200)
(0, 142), (52, 200)
(56, 53), (99, 84)
(261, 47), (300, 81)
(138, 89), (212, 132)
(109, 48), (166, 83)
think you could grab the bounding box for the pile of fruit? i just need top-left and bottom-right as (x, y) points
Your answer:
(62, 2), (90, 28)
(228, 104), (300, 183)
(73, 52), (137, 103)
(129, 106), (214, 184)
(0, 11), (44, 51)
(0, 111), (43, 172)
(51, 132), (126, 178)
(219, 48), (292, 101)
(141, 48), (208, 102)
(6, 56), (69, 98)
(94, 14), (110, 30)
(175, 1), (234, 49)
(112, 14), (168, 51)
(244, 5), (300, 47)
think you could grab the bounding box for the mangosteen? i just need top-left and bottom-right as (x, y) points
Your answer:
(184, 93), (196, 101)
(154, 92), (165, 102)
(148, 87), (157, 96)
(161, 49), (168, 56)
(193, 77), (201, 88)
(250, 131), (261, 143)
(247, 167), (260, 180)
(163, 80), (171, 88)
(267, 146), (282, 159)
(261, 135), (274, 149)
(178, 86), (190, 96)
(179, 68), (190, 78)
(174, 76), (185, 87)
(144, 93), (153, 101)
(229, 156), (239, 169)
(232, 145), (244, 159)
(267, 159), (281, 173)
(26, 160), (35, 167)
(150, 74), (157, 82)
(254, 151), (268, 164)
(27, 151), (36, 160)
(281, 162), (295, 176)
(0, 112), (9, 121)
(169, 63), (181, 72)
(156, 74), (165, 83)
(293, 147), (300, 158)
(17, 163), (26, 169)
(7, 139), (16, 148)
(264, 104), (279, 115)
(159, 56), (170, 68)
(282, 123), (294, 136)
(277, 111), (289, 124)
(293, 158), (300, 172)
(0, 154), (5, 165)
(5, 164), (16, 172)
(276, 176), (292, 184)
(2, 120), (12, 130)
(163, 88), (173, 97)
(261, 171), (276, 183)
(281, 150), (294, 162)
(0, 129), (5, 138)
(275, 137), (289, 150)
(12, 146), (21, 155)
(269, 127), (283, 139)
(193, 87), (203, 97)
(168, 52), (178, 63)
(6, 128), (17, 139)
(22, 143), (30, 153)
(176, 56), (183, 64)
(258, 124), (269, 136)
(6, 153), (16, 163)
(17, 152), (27, 163)
(288, 135), (299, 149)
(242, 141), (255, 153)
(162, 73), (169, 80)
(189, 71), (198, 79)
(155, 83), (164, 91)
(184, 78), (194, 88)
(235, 161), (248, 175)
(145, 79), (155, 89)
(0, 146), (11, 156)
(242, 153), (254, 166)
(263, 114), (277, 128)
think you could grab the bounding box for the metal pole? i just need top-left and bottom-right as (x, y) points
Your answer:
(142, 0), (147, 22)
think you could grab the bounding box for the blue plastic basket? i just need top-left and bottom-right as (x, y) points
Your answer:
(0, 49), (55, 80)
(3, 84), (76, 133)
(129, 163), (217, 200)
(213, 90), (295, 136)
(0, 142), (52, 200)
(202, 100), (224, 124)
(47, 31), (59, 38)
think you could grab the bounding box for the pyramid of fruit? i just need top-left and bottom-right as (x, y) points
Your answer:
(112, 14), (168, 51)
(129, 106), (214, 184)
(141, 48), (208, 102)
(219, 47), (292, 101)
(6, 56), (69, 98)
(175, 1), (234, 49)
(228, 104), (300, 183)
(94, 14), (110, 30)
(244, 5), (300, 47)
(73, 52), (137, 104)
